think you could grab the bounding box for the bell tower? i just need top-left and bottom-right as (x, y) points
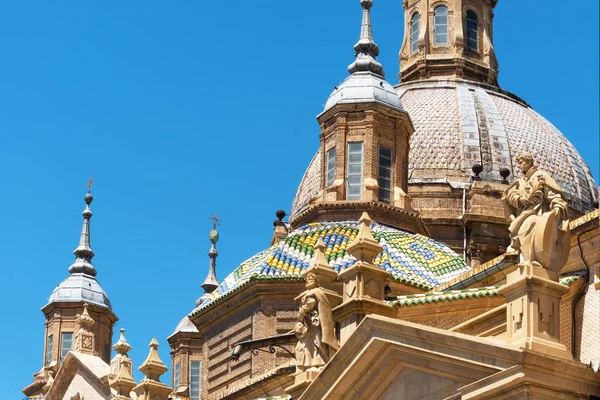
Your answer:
(23, 180), (118, 399)
(399, 0), (499, 85)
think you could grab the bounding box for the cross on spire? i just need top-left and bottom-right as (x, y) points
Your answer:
(86, 170), (94, 194)
(209, 213), (221, 230)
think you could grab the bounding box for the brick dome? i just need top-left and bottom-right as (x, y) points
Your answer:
(291, 79), (598, 218)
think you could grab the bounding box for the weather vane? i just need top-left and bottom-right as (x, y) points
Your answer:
(209, 213), (222, 229)
(86, 169), (94, 194)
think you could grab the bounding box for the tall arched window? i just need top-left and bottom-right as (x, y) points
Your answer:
(466, 10), (478, 50)
(434, 6), (449, 45)
(410, 13), (420, 53)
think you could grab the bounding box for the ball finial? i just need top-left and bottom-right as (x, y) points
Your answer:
(275, 210), (286, 221)
(209, 229), (219, 244)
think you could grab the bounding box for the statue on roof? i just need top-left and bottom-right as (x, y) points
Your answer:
(502, 153), (571, 272)
(294, 271), (339, 373)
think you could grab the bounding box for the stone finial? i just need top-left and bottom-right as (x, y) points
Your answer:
(111, 357), (136, 400)
(346, 212), (382, 263)
(113, 329), (131, 357)
(271, 209), (289, 245)
(111, 328), (133, 379)
(138, 338), (168, 381)
(133, 338), (171, 400)
(74, 304), (95, 355)
(302, 237), (338, 286)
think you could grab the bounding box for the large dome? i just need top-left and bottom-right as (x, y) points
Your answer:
(291, 79), (598, 217)
(191, 220), (469, 315)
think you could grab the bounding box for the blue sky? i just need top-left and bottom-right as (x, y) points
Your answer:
(0, 0), (598, 397)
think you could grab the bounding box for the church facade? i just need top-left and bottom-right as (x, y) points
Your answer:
(23, 0), (599, 399)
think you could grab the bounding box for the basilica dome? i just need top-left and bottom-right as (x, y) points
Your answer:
(190, 220), (468, 315)
(291, 79), (598, 218)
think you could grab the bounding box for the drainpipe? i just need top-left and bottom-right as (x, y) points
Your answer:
(571, 227), (594, 359)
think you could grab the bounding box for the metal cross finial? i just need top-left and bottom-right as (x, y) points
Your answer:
(209, 213), (222, 229)
(86, 170), (94, 194)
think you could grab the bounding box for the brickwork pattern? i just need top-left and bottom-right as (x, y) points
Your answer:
(578, 264), (600, 365)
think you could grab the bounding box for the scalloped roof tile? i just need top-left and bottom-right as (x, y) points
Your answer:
(189, 220), (468, 318)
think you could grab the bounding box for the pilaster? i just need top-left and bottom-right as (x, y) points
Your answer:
(332, 212), (395, 345)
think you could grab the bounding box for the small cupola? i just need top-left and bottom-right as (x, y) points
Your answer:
(291, 0), (427, 236)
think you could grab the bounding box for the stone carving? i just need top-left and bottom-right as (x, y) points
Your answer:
(502, 153), (570, 272)
(294, 272), (339, 373)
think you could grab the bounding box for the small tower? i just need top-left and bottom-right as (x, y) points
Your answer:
(23, 178), (118, 398)
(195, 214), (221, 306)
(291, 0), (427, 235)
(399, 0), (499, 85)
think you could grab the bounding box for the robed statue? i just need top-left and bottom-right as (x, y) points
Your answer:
(501, 153), (571, 272)
(294, 272), (339, 372)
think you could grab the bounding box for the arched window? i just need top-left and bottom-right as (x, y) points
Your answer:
(466, 10), (478, 50)
(410, 13), (420, 53)
(434, 6), (449, 45)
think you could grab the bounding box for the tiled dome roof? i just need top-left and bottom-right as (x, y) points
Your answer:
(191, 220), (468, 314)
(47, 273), (112, 310)
(291, 79), (598, 217)
(323, 71), (404, 113)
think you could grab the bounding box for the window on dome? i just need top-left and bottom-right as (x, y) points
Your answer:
(174, 362), (181, 389)
(190, 361), (201, 400)
(346, 142), (363, 200)
(410, 13), (420, 53)
(61, 332), (73, 360)
(434, 6), (449, 45)
(466, 10), (478, 50)
(46, 335), (53, 365)
(326, 147), (336, 187)
(378, 146), (393, 203)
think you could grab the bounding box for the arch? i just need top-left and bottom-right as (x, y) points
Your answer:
(465, 10), (478, 50)
(434, 6), (449, 45)
(410, 12), (420, 53)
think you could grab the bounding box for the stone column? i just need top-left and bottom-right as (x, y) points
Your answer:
(332, 212), (394, 345)
(498, 263), (571, 359)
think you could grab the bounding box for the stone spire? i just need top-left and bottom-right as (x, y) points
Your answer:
(348, 0), (385, 77)
(110, 329), (136, 400)
(196, 214), (220, 306)
(74, 303), (95, 355)
(133, 339), (171, 400)
(333, 212), (394, 345)
(111, 329), (132, 376)
(346, 212), (383, 262)
(68, 176), (97, 276)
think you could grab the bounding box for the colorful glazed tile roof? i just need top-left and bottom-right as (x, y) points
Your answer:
(390, 273), (585, 308)
(560, 272), (586, 286)
(389, 286), (500, 307)
(190, 220), (468, 316)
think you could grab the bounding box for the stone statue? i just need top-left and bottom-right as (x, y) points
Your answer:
(294, 272), (339, 373)
(502, 153), (571, 272)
